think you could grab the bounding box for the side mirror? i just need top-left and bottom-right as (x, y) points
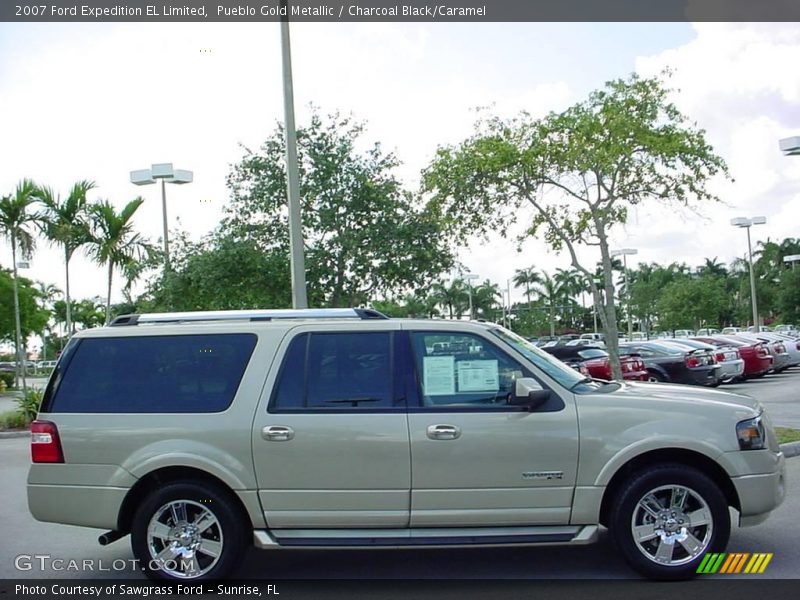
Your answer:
(508, 377), (551, 410)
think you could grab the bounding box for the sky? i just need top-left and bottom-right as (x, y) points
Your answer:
(1, 21), (799, 317)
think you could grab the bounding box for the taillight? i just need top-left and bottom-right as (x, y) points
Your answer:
(30, 420), (64, 463)
(756, 344), (769, 358)
(579, 365), (590, 376)
(686, 356), (700, 368)
(715, 351), (725, 362)
(796, 342), (800, 352)
(775, 343), (786, 354)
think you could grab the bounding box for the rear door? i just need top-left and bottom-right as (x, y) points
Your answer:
(252, 322), (411, 529)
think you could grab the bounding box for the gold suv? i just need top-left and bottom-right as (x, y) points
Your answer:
(28, 309), (786, 580)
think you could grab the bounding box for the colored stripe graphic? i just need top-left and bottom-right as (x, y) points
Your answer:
(697, 553), (725, 574)
(744, 553), (773, 574)
(698, 552), (772, 575)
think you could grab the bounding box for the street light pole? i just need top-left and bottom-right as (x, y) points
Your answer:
(731, 216), (766, 329)
(280, 0), (308, 309)
(131, 163), (192, 272)
(611, 248), (638, 340)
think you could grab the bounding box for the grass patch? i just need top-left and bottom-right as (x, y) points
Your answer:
(776, 427), (800, 445)
(0, 410), (29, 430)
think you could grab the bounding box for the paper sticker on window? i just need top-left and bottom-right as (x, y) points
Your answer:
(457, 360), (499, 392)
(423, 355), (455, 395)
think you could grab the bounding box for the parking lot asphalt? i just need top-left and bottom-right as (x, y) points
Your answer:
(723, 367), (800, 428)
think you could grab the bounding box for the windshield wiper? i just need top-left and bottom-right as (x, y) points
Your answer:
(569, 377), (594, 391)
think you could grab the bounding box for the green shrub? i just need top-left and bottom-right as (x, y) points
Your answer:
(0, 371), (14, 389)
(0, 379), (6, 393)
(16, 388), (43, 422)
(0, 410), (29, 430)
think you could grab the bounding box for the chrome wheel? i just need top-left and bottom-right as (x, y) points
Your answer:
(631, 484), (713, 567)
(146, 500), (223, 579)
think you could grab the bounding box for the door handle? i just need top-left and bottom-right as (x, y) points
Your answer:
(426, 424), (461, 440)
(262, 426), (294, 442)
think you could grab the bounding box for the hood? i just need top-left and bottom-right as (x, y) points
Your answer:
(598, 380), (762, 416)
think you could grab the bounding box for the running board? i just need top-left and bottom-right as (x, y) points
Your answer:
(253, 525), (598, 549)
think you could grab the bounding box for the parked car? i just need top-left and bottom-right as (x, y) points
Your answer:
(672, 329), (694, 338)
(721, 327), (744, 335)
(698, 335), (773, 379)
(734, 333), (792, 372)
(0, 361), (15, 372)
(772, 324), (798, 336)
(696, 328), (720, 336)
(36, 360), (58, 370)
(741, 332), (800, 369)
(668, 339), (743, 383)
(578, 332), (605, 347)
(747, 326), (772, 333)
(619, 341), (721, 386)
(28, 308), (786, 581)
(542, 344), (647, 381)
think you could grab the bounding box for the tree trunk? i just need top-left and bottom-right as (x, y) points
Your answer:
(549, 302), (555, 337)
(105, 261), (113, 325)
(11, 237), (28, 394)
(64, 248), (73, 336)
(598, 243), (623, 380)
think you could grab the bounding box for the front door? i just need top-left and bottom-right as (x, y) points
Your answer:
(252, 324), (411, 529)
(404, 328), (579, 527)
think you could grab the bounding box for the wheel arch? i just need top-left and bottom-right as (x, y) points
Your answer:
(598, 448), (740, 527)
(117, 466), (254, 535)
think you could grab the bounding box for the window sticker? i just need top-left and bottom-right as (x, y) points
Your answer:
(457, 360), (499, 392)
(423, 355), (456, 395)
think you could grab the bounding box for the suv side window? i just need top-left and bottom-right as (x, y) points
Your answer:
(44, 334), (257, 413)
(271, 331), (395, 411)
(408, 331), (533, 408)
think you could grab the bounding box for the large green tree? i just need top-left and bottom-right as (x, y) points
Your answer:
(224, 110), (454, 307)
(424, 73), (727, 378)
(147, 232), (291, 312)
(0, 268), (49, 348)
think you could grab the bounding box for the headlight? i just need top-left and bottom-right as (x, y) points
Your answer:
(736, 416), (766, 450)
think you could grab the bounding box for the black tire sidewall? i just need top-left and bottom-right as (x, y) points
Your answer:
(610, 464), (731, 580)
(131, 481), (247, 581)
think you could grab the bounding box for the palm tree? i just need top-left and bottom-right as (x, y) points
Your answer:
(512, 267), (542, 306)
(531, 272), (563, 337)
(35, 281), (62, 361)
(430, 279), (469, 319)
(37, 180), (96, 336)
(0, 179), (41, 392)
(85, 198), (152, 324)
(472, 280), (502, 320)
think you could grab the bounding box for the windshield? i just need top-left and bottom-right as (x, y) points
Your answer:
(490, 326), (595, 391)
(577, 348), (608, 360)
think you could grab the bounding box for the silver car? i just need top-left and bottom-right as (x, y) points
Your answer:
(671, 338), (745, 383)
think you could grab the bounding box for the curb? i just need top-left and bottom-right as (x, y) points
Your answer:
(781, 441), (800, 459)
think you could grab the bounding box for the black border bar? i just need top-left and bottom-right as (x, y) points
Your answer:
(4, 0), (800, 22)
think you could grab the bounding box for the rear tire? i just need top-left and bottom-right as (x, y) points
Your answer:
(647, 370), (665, 383)
(131, 481), (248, 581)
(610, 464), (730, 580)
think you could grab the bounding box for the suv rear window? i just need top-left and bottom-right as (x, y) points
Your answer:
(43, 334), (257, 413)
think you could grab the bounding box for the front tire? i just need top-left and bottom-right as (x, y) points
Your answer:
(610, 464), (730, 580)
(131, 481), (247, 581)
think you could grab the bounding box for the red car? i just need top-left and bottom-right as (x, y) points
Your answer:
(544, 345), (648, 381)
(693, 336), (772, 379)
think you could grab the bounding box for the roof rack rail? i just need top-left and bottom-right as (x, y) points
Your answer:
(109, 308), (389, 327)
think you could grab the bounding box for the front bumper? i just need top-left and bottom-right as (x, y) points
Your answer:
(730, 451), (786, 525)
